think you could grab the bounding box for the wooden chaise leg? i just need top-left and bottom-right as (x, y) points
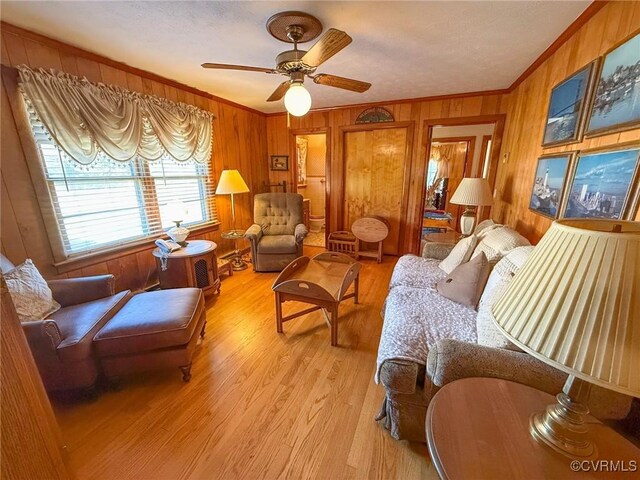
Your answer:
(180, 364), (192, 382)
(275, 292), (283, 334)
(330, 304), (339, 347)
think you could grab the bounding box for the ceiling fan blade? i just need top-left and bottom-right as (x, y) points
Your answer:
(201, 63), (277, 74)
(301, 28), (352, 67)
(313, 74), (371, 93)
(267, 81), (290, 102)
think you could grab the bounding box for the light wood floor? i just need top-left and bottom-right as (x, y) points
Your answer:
(53, 248), (436, 480)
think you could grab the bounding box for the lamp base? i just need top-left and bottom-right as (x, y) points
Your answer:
(459, 207), (477, 236)
(529, 376), (596, 459)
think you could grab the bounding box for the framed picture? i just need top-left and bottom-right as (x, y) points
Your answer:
(529, 154), (572, 218)
(586, 32), (640, 137)
(542, 61), (597, 147)
(270, 155), (289, 171)
(562, 146), (640, 220)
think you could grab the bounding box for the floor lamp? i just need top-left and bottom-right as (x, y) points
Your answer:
(216, 169), (250, 270)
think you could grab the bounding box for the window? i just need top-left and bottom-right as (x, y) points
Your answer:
(28, 113), (216, 257)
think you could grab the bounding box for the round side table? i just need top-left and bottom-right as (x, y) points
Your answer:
(426, 378), (640, 479)
(152, 239), (220, 295)
(221, 229), (247, 271)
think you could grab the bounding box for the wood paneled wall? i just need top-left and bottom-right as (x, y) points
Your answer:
(1, 279), (70, 479)
(495, 1), (640, 243)
(0, 24), (269, 290)
(266, 95), (508, 254)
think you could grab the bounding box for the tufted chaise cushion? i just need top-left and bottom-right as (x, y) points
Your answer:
(254, 193), (304, 236)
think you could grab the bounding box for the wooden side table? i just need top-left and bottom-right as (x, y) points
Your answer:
(423, 231), (461, 245)
(426, 378), (640, 479)
(152, 239), (220, 296)
(352, 216), (389, 263)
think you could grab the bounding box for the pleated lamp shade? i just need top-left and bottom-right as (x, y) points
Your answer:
(215, 169), (249, 195)
(449, 178), (493, 206)
(492, 219), (640, 397)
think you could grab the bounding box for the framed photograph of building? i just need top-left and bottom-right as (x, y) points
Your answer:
(562, 147), (640, 220)
(529, 154), (573, 218)
(586, 32), (640, 137)
(270, 155), (289, 171)
(542, 61), (597, 147)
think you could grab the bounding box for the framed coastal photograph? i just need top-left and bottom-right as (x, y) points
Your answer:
(586, 32), (640, 137)
(529, 154), (572, 218)
(562, 147), (640, 220)
(270, 155), (289, 171)
(542, 61), (596, 147)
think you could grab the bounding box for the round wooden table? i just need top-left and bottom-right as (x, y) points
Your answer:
(152, 239), (220, 295)
(426, 378), (640, 479)
(352, 216), (389, 263)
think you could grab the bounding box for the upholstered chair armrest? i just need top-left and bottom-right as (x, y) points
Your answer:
(294, 223), (308, 243)
(421, 242), (455, 260)
(245, 224), (263, 243)
(47, 275), (115, 307)
(379, 359), (420, 395)
(426, 339), (632, 420)
(22, 319), (62, 353)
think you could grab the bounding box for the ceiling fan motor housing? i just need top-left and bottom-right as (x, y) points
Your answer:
(275, 50), (314, 74)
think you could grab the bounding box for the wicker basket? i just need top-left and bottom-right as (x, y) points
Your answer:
(327, 231), (357, 257)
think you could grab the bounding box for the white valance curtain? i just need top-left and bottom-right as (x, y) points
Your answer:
(18, 65), (214, 165)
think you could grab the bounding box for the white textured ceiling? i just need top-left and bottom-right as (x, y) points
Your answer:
(1, 1), (590, 113)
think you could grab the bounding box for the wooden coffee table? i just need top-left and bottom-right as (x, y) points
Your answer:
(272, 252), (361, 346)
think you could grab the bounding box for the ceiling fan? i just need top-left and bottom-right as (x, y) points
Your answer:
(201, 11), (371, 116)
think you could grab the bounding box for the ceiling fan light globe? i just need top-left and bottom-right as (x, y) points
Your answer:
(284, 83), (312, 116)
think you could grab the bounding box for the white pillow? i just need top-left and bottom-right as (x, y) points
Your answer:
(4, 259), (60, 322)
(471, 226), (530, 265)
(474, 219), (502, 239)
(476, 246), (535, 351)
(438, 235), (478, 274)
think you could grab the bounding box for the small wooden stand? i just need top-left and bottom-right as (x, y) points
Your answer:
(152, 240), (220, 296)
(272, 252), (361, 346)
(352, 216), (389, 263)
(327, 231), (358, 257)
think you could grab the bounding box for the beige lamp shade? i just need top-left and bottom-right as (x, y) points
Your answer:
(215, 169), (249, 195)
(492, 219), (640, 397)
(449, 178), (493, 206)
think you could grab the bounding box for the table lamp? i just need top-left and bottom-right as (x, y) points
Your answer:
(215, 169), (249, 232)
(449, 178), (493, 235)
(492, 219), (640, 458)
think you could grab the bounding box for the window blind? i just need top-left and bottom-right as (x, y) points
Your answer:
(25, 105), (217, 257)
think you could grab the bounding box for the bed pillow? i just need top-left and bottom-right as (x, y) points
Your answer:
(475, 246), (535, 351)
(471, 226), (530, 265)
(436, 252), (490, 308)
(438, 235), (478, 274)
(4, 259), (60, 322)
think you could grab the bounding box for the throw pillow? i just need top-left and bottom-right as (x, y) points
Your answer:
(471, 226), (530, 265)
(436, 252), (490, 308)
(474, 219), (502, 239)
(4, 259), (60, 322)
(438, 235), (478, 274)
(476, 246), (534, 351)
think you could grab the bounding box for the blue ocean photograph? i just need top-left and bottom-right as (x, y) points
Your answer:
(564, 148), (639, 219)
(529, 155), (570, 217)
(543, 66), (591, 145)
(587, 33), (640, 134)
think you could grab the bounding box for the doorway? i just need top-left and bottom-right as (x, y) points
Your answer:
(294, 132), (327, 248)
(421, 115), (505, 249)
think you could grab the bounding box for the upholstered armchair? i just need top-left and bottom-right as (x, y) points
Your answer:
(245, 193), (308, 272)
(0, 254), (131, 393)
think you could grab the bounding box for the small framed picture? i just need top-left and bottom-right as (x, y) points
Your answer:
(586, 32), (640, 137)
(542, 61), (597, 147)
(270, 155), (289, 171)
(562, 146), (640, 220)
(529, 153), (573, 218)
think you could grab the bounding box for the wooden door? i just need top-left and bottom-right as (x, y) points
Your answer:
(344, 127), (408, 255)
(439, 141), (471, 230)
